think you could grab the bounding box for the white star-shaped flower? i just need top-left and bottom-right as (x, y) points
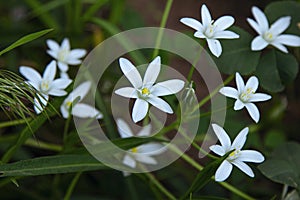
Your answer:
(19, 61), (72, 114)
(116, 119), (165, 172)
(115, 56), (184, 123)
(209, 124), (265, 182)
(60, 81), (103, 119)
(46, 38), (87, 77)
(247, 6), (300, 53)
(180, 4), (239, 57)
(219, 72), (271, 123)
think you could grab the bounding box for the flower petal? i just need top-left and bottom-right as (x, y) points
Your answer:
(275, 34), (300, 47)
(143, 56), (161, 87)
(116, 118), (133, 138)
(247, 18), (262, 35)
(66, 58), (82, 65)
(147, 95), (173, 114)
(251, 36), (269, 51)
(132, 98), (148, 123)
(60, 72), (69, 79)
(250, 93), (271, 102)
(215, 160), (233, 182)
(214, 30), (239, 39)
(194, 31), (206, 38)
(58, 62), (69, 72)
(251, 6), (269, 33)
(119, 58), (143, 89)
(209, 144), (226, 156)
(214, 16), (235, 31)
(231, 160), (254, 177)
(235, 72), (245, 93)
(180, 17), (203, 31)
(115, 87), (138, 98)
(48, 89), (67, 96)
(123, 154), (136, 168)
(219, 87), (238, 99)
(43, 61), (57, 81)
(234, 99), (245, 110)
(245, 76), (259, 92)
(271, 41), (288, 53)
(46, 39), (60, 51)
(52, 78), (72, 89)
(61, 38), (70, 50)
(151, 79), (184, 96)
(269, 16), (291, 36)
(238, 150), (265, 163)
(72, 103), (103, 119)
(137, 143), (165, 155)
(207, 39), (222, 57)
(201, 4), (212, 27)
(47, 50), (58, 60)
(231, 127), (249, 150)
(19, 66), (42, 89)
(137, 124), (152, 137)
(68, 81), (91, 102)
(134, 154), (157, 165)
(69, 49), (87, 59)
(60, 101), (69, 119)
(245, 103), (260, 123)
(34, 94), (48, 114)
(211, 124), (231, 151)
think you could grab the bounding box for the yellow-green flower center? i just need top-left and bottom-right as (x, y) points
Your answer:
(40, 80), (51, 93)
(240, 88), (254, 102)
(131, 147), (138, 153)
(205, 21), (216, 38)
(264, 31), (274, 42)
(141, 87), (150, 96)
(227, 149), (240, 161)
(58, 48), (69, 61)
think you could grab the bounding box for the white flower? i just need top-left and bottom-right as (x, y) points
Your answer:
(247, 6), (300, 53)
(180, 4), (239, 57)
(116, 119), (165, 171)
(60, 81), (103, 119)
(219, 72), (271, 123)
(19, 61), (72, 114)
(114, 56), (184, 123)
(46, 38), (87, 74)
(209, 124), (265, 182)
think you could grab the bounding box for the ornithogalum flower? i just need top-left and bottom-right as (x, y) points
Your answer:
(180, 4), (239, 57)
(20, 61), (72, 114)
(116, 119), (165, 171)
(219, 72), (271, 123)
(115, 56), (184, 123)
(60, 81), (103, 119)
(247, 6), (300, 53)
(209, 124), (265, 182)
(46, 38), (87, 77)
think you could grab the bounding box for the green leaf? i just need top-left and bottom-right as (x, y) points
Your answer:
(258, 142), (300, 190)
(265, 1), (300, 35)
(255, 49), (298, 92)
(0, 29), (53, 56)
(213, 26), (261, 75)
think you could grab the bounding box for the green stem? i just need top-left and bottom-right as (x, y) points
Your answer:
(63, 172), (82, 200)
(152, 0), (173, 59)
(63, 115), (72, 144)
(25, 138), (62, 152)
(0, 118), (32, 128)
(187, 46), (205, 82)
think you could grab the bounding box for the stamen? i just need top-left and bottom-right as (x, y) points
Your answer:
(131, 147), (138, 153)
(141, 87), (150, 96)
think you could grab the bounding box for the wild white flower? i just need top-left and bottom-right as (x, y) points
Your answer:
(209, 124), (265, 182)
(247, 6), (300, 53)
(19, 61), (72, 114)
(116, 119), (165, 171)
(60, 81), (103, 119)
(115, 56), (184, 123)
(46, 38), (87, 76)
(219, 72), (271, 123)
(180, 4), (239, 57)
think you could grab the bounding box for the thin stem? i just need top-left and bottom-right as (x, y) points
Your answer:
(25, 138), (62, 152)
(0, 118), (32, 128)
(63, 115), (72, 144)
(63, 172), (82, 200)
(152, 0), (173, 59)
(187, 45), (205, 82)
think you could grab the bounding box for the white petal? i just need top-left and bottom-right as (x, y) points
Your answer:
(214, 16), (235, 31)
(119, 58), (143, 89)
(48, 89), (67, 96)
(211, 124), (231, 151)
(137, 124), (152, 137)
(65, 58), (82, 65)
(180, 17), (203, 31)
(132, 98), (149, 123)
(116, 118), (133, 138)
(69, 49), (87, 59)
(215, 160), (233, 182)
(232, 160), (254, 177)
(61, 38), (70, 50)
(134, 154), (157, 165)
(68, 81), (91, 102)
(137, 143), (165, 155)
(235, 72), (245, 93)
(143, 56), (161, 87)
(231, 127), (249, 150)
(250, 93), (271, 102)
(201, 4), (212, 27)
(209, 144), (226, 156)
(147, 95), (173, 114)
(219, 87), (238, 99)
(60, 72), (69, 79)
(34, 94), (48, 114)
(252, 6), (269, 33)
(72, 103), (103, 119)
(245, 103), (260, 123)
(251, 36), (269, 51)
(238, 150), (265, 163)
(234, 99), (245, 110)
(19, 66), (42, 88)
(275, 34), (300, 47)
(194, 31), (206, 38)
(51, 78), (72, 89)
(207, 39), (222, 57)
(47, 50), (58, 60)
(214, 31), (239, 39)
(271, 41), (288, 53)
(43, 61), (56, 81)
(123, 154), (136, 168)
(247, 18), (262, 35)
(46, 39), (60, 51)
(115, 87), (138, 98)
(245, 76), (259, 92)
(58, 62), (69, 72)
(151, 79), (184, 96)
(269, 16), (291, 36)
(60, 102), (69, 119)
